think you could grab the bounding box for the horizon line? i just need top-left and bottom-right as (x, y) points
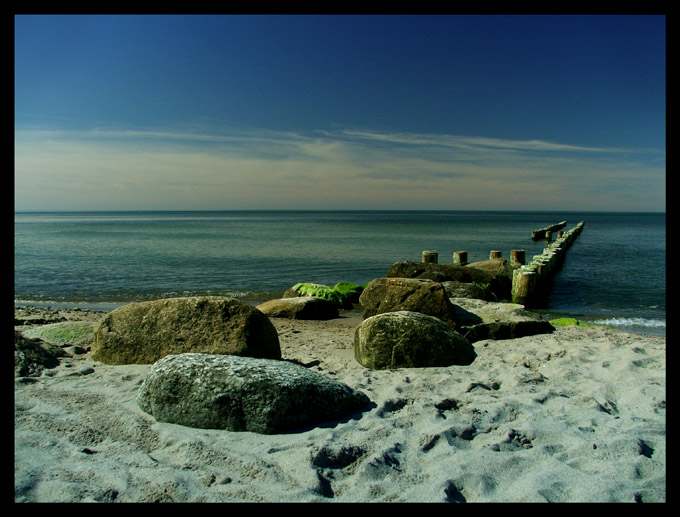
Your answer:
(13, 208), (666, 214)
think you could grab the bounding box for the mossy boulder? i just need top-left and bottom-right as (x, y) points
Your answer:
(353, 311), (476, 369)
(92, 296), (281, 365)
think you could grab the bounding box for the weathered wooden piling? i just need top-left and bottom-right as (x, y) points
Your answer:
(532, 221), (567, 240)
(511, 268), (537, 305)
(510, 249), (525, 265)
(489, 250), (502, 259)
(513, 221), (585, 306)
(422, 250), (438, 264)
(453, 250), (468, 264)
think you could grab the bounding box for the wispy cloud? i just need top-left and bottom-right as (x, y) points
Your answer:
(336, 129), (653, 153)
(14, 126), (665, 211)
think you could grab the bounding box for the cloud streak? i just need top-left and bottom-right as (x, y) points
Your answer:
(14, 126), (665, 212)
(338, 130), (631, 154)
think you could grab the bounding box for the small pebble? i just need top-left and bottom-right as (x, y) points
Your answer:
(79, 366), (95, 376)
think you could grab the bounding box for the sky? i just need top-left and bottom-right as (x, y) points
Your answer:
(14, 14), (666, 212)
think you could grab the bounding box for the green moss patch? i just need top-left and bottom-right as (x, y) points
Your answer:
(292, 282), (364, 309)
(293, 283), (342, 305)
(22, 321), (95, 346)
(549, 318), (611, 329)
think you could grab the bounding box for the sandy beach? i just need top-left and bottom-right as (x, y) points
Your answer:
(14, 306), (666, 503)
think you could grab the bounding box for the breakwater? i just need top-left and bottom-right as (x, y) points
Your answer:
(532, 220), (567, 240)
(512, 221), (585, 306)
(419, 221), (585, 308)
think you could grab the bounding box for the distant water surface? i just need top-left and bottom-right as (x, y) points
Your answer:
(14, 210), (665, 336)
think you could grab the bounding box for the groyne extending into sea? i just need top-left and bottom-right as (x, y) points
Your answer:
(511, 221), (585, 306)
(421, 220), (586, 308)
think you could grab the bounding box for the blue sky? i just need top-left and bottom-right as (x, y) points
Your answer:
(14, 14), (665, 211)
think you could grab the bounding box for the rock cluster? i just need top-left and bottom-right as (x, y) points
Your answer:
(137, 353), (369, 434)
(386, 261), (513, 301)
(27, 253), (554, 435)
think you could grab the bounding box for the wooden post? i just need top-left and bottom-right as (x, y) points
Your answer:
(510, 249), (525, 265)
(422, 250), (438, 264)
(512, 269), (537, 305)
(453, 250), (468, 264)
(545, 230), (552, 240)
(490, 250), (502, 259)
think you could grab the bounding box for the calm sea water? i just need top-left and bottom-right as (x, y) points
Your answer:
(14, 211), (665, 336)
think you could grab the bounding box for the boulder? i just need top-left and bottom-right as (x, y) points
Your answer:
(92, 296), (280, 365)
(450, 298), (555, 342)
(354, 311), (476, 369)
(385, 261), (511, 300)
(359, 277), (459, 328)
(137, 353), (370, 434)
(256, 296), (339, 320)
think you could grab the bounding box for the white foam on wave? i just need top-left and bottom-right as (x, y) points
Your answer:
(592, 317), (666, 328)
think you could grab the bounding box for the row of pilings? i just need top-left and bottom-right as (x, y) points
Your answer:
(511, 221), (585, 306)
(531, 220), (567, 240)
(422, 249), (527, 265)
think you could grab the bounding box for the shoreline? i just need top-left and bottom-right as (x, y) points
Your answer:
(13, 296), (667, 338)
(14, 304), (666, 502)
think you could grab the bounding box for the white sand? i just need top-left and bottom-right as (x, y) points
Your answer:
(14, 310), (666, 502)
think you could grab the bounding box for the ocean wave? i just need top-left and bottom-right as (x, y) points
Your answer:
(592, 317), (666, 328)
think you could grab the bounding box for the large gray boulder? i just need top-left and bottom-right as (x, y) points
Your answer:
(256, 296), (339, 320)
(353, 311), (476, 369)
(359, 277), (459, 328)
(137, 353), (370, 434)
(92, 297), (280, 365)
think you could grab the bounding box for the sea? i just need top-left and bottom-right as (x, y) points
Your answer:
(14, 210), (666, 336)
